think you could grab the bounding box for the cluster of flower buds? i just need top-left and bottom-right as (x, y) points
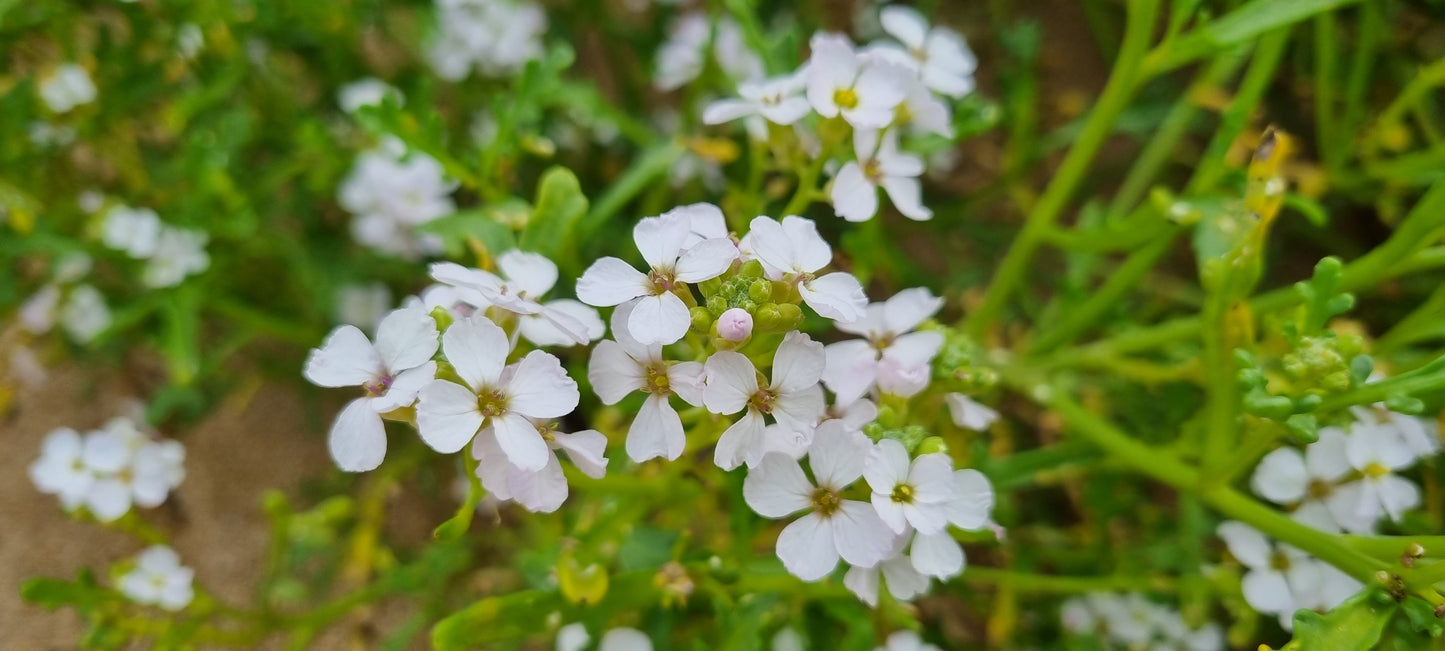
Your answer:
(30, 416), (186, 522)
(100, 203), (211, 289)
(337, 139), (456, 260)
(703, 7), (977, 223)
(1061, 592), (1224, 650)
(304, 202), (1001, 604)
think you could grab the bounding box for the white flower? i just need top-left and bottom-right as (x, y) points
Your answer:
(39, 63), (97, 113)
(805, 33), (908, 129)
(843, 535), (930, 606)
(177, 24), (205, 59)
(19, 285), (61, 334)
(1333, 421), (1422, 527)
(742, 423), (894, 580)
(60, 285), (111, 344)
(864, 440), (956, 534)
(576, 210), (738, 345)
(674, 202), (732, 249)
(118, 546), (194, 612)
(472, 419), (607, 512)
(556, 622), (590, 651)
(895, 76), (953, 138)
(654, 13), (763, 91)
(745, 216), (868, 322)
(427, 0), (547, 80)
(102, 206), (163, 259)
(334, 282), (394, 331)
(704, 332), (826, 470)
(832, 129), (930, 222)
(339, 77), (402, 113)
(1351, 404), (1441, 461)
(823, 288), (943, 405)
(823, 397), (879, 431)
(588, 302), (705, 462)
(1250, 428), (1372, 533)
(703, 71), (813, 128)
(339, 145), (456, 259)
(874, 630), (940, 651)
(415, 315), (579, 469)
(599, 628), (653, 651)
(303, 305), (441, 471)
(431, 250), (603, 347)
(771, 628), (805, 651)
(1217, 520), (1360, 630)
(30, 427), (94, 510)
(142, 227), (210, 288)
(946, 393), (998, 431)
(874, 6), (977, 98)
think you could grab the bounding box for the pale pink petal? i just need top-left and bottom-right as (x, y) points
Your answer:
(552, 429), (609, 478)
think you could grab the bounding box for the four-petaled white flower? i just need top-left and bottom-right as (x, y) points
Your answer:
(304, 304), (440, 471)
(704, 72), (813, 128)
(864, 439), (957, 535)
(805, 33), (907, 129)
(1250, 427), (1373, 533)
(874, 6), (978, 98)
(742, 423), (894, 580)
(823, 288), (944, 405)
(843, 534), (930, 606)
(118, 545), (195, 612)
(832, 129), (931, 222)
(1333, 421), (1422, 528)
(1217, 520), (1360, 630)
(704, 331), (826, 470)
(588, 302), (705, 462)
(897, 467), (995, 580)
(577, 211), (738, 345)
(746, 216), (868, 322)
(431, 250), (603, 346)
(472, 418), (608, 513)
(415, 315), (579, 470)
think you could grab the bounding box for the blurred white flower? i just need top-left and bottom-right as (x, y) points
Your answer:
(431, 250), (602, 346)
(338, 77), (402, 113)
(655, 13), (763, 91)
(599, 628), (653, 651)
(39, 64), (96, 113)
(946, 393), (998, 431)
(874, 630), (940, 651)
(339, 144), (456, 259)
(704, 71), (813, 128)
(872, 6), (977, 98)
(472, 418), (607, 512)
(334, 282), (393, 331)
(60, 284), (111, 344)
(428, 0), (547, 80)
(118, 546), (194, 611)
(1217, 520), (1360, 630)
(832, 129), (931, 222)
(141, 227), (210, 288)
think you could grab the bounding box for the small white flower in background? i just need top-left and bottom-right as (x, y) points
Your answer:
(31, 418), (186, 522)
(102, 205), (164, 259)
(742, 423), (894, 580)
(805, 33), (908, 130)
(27, 121), (76, 147)
(872, 6), (977, 98)
(39, 63), (97, 113)
(896, 76), (954, 138)
(1249, 427), (1374, 533)
(874, 630), (940, 651)
(339, 144), (456, 260)
(703, 71), (813, 129)
(472, 418), (607, 513)
(141, 227), (210, 288)
(427, 0), (547, 80)
(654, 13), (763, 91)
(864, 439), (957, 535)
(588, 302), (705, 462)
(338, 77), (402, 113)
(118, 546), (194, 612)
(771, 628), (805, 651)
(1217, 520), (1360, 630)
(176, 23), (205, 59)
(1333, 420), (1422, 527)
(416, 315), (579, 469)
(823, 287), (944, 405)
(556, 622), (590, 651)
(303, 304), (440, 471)
(431, 250), (603, 346)
(334, 282), (394, 331)
(599, 628), (653, 651)
(576, 209), (738, 345)
(843, 534), (929, 606)
(832, 128), (931, 222)
(30, 428), (94, 511)
(705, 331), (826, 470)
(78, 190), (106, 214)
(1351, 404), (1441, 460)
(946, 393), (998, 431)
(60, 284), (112, 344)
(746, 215), (868, 322)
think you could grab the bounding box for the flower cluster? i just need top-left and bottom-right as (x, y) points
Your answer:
(653, 12), (763, 91)
(556, 624), (652, 651)
(18, 253), (112, 344)
(1061, 592), (1224, 650)
(100, 204), (212, 288)
(704, 6), (977, 223)
(1250, 405), (1439, 534)
(38, 63), (97, 114)
(306, 204), (998, 603)
(337, 140), (455, 259)
(117, 545), (195, 612)
(30, 417), (186, 522)
(1217, 520), (1361, 630)
(427, 0), (547, 81)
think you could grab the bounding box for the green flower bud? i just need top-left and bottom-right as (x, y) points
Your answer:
(706, 295), (728, 317)
(774, 303), (803, 330)
(739, 259), (765, 279)
(916, 437), (949, 456)
(698, 277), (723, 298)
(690, 306), (713, 333)
(429, 306), (455, 331)
(748, 278), (773, 303)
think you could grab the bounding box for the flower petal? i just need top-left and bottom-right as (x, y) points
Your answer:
(587, 340), (646, 405)
(303, 325), (383, 388)
(800, 272), (868, 322)
(1241, 569), (1295, 614)
(1217, 521), (1271, 570)
(497, 250), (558, 298)
(771, 331), (826, 393)
(703, 351), (759, 415)
(370, 361), (436, 412)
(909, 530), (964, 579)
(627, 393), (686, 462)
(491, 412), (550, 472)
(945, 469), (995, 529)
(777, 513), (839, 581)
(833, 500), (895, 568)
(882, 288), (943, 334)
(553, 429), (609, 479)
(830, 162), (879, 223)
(626, 291), (691, 346)
(743, 453), (814, 518)
(674, 238), (739, 283)
(373, 304), (440, 373)
(807, 419), (870, 488)
(864, 439), (910, 494)
(441, 315), (509, 391)
(667, 361), (706, 406)
(633, 213), (691, 270)
(576, 257), (651, 307)
(415, 380), (484, 453)
(506, 350), (579, 420)
(1250, 447), (1308, 505)
(328, 398), (388, 472)
(822, 340), (879, 406)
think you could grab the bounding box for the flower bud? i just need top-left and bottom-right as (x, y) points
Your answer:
(698, 277), (723, 298)
(748, 278), (772, 303)
(916, 436), (949, 456)
(690, 306), (713, 333)
(738, 259), (765, 279)
(717, 308), (753, 342)
(706, 295), (728, 317)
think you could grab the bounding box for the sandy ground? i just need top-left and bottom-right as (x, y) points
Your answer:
(1, 367), (334, 649)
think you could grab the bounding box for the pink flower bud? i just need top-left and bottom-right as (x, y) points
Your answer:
(717, 308), (753, 342)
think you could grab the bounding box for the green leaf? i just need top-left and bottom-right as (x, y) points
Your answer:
(1284, 587), (1395, 650)
(1155, 0), (1366, 71)
(520, 166), (588, 265)
(21, 572), (97, 609)
(418, 206), (521, 261)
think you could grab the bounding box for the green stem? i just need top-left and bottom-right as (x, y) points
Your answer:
(782, 149), (829, 216)
(963, 0), (1160, 338)
(1341, 535), (1445, 560)
(962, 568), (1177, 593)
(1314, 355), (1445, 412)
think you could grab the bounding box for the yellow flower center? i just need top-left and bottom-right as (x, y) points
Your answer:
(833, 87), (859, 110)
(1364, 462), (1390, 479)
(811, 486), (841, 516)
(890, 483), (915, 504)
(477, 388), (509, 419)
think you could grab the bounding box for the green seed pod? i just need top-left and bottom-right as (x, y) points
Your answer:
(739, 259), (765, 279)
(748, 278), (772, 303)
